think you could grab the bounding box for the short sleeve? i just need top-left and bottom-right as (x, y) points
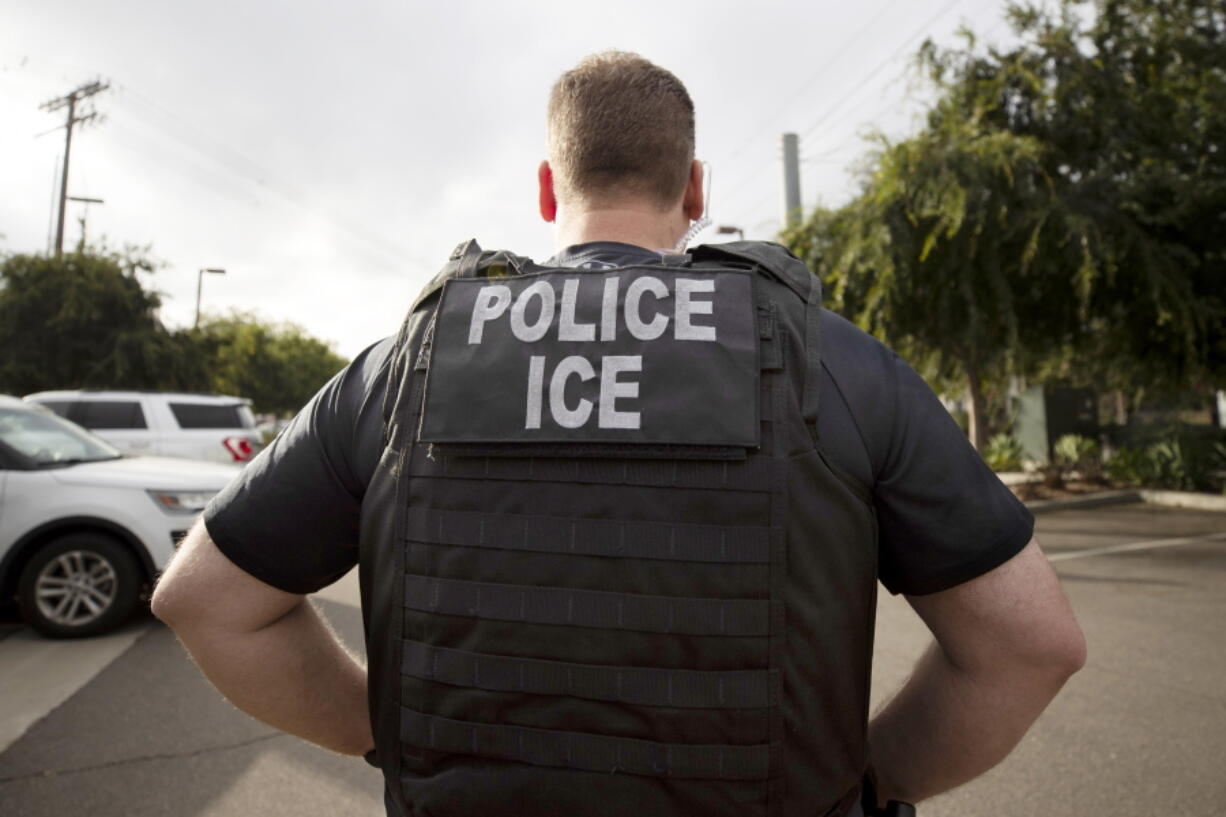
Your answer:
(873, 356), (1034, 596)
(203, 337), (396, 594)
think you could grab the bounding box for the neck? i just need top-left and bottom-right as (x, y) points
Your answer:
(554, 204), (687, 254)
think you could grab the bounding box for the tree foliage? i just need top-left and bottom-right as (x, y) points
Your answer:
(0, 248), (184, 394)
(784, 0), (1226, 448)
(0, 248), (348, 415)
(193, 312), (348, 416)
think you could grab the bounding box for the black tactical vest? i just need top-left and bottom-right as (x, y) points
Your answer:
(359, 240), (878, 817)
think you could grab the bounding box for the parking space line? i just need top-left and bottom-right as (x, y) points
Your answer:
(1048, 530), (1226, 562)
(0, 621), (151, 754)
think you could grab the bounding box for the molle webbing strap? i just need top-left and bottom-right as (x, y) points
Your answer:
(402, 641), (776, 709)
(409, 452), (775, 492)
(404, 575), (777, 637)
(400, 708), (777, 781)
(406, 508), (771, 564)
(801, 268), (823, 442)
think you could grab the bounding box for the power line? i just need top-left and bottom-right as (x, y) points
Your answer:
(719, 0), (908, 165)
(11, 53), (436, 275)
(108, 83), (436, 275)
(718, 0), (971, 207)
(798, 0), (965, 143)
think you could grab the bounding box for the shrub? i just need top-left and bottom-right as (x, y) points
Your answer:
(1053, 434), (1103, 482)
(1106, 434), (1226, 492)
(984, 433), (1024, 472)
(1104, 446), (1150, 487)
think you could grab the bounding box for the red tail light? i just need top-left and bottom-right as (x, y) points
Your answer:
(223, 437), (255, 461)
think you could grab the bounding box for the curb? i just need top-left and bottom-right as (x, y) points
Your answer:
(1137, 489), (1226, 513)
(1025, 490), (1140, 514)
(1023, 489), (1226, 514)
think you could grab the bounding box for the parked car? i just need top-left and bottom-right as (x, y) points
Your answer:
(0, 396), (239, 637)
(24, 390), (264, 465)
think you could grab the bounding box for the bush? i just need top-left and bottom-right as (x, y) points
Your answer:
(984, 433), (1024, 472)
(1106, 433), (1226, 492)
(1053, 434), (1103, 482)
(1104, 447), (1150, 487)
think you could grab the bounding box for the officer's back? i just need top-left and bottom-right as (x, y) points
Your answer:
(153, 50), (1086, 817)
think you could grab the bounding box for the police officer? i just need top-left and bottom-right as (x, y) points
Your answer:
(154, 51), (1086, 817)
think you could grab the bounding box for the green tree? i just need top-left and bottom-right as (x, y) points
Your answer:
(1000, 0), (1225, 401)
(0, 248), (349, 414)
(785, 0), (1225, 448)
(785, 84), (1080, 450)
(0, 248), (185, 395)
(194, 312), (348, 415)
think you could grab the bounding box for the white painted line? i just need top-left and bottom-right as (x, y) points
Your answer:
(1048, 530), (1226, 562)
(0, 620), (150, 754)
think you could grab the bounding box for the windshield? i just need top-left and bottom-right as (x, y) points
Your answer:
(0, 407), (122, 467)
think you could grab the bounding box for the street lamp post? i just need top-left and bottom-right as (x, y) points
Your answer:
(716, 225), (745, 241)
(195, 268), (226, 328)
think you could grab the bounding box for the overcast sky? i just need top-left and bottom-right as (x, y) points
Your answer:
(2, 0), (1015, 358)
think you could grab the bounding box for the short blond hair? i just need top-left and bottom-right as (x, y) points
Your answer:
(547, 51), (695, 209)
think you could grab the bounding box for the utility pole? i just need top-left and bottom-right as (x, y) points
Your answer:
(781, 132), (802, 227)
(40, 80), (109, 257)
(67, 196), (104, 248)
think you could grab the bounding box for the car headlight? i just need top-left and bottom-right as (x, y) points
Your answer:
(147, 490), (217, 515)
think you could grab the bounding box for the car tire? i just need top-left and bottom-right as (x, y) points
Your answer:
(17, 534), (143, 638)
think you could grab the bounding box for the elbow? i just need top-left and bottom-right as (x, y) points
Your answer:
(1056, 622), (1088, 678)
(151, 572), (201, 631)
(1029, 619), (1088, 682)
(149, 578), (181, 627)
(989, 618), (1088, 684)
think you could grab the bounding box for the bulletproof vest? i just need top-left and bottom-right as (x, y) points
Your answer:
(359, 240), (878, 817)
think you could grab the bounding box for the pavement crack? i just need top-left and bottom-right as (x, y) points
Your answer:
(0, 732), (285, 784)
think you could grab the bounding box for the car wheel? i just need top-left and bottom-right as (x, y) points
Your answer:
(17, 534), (143, 638)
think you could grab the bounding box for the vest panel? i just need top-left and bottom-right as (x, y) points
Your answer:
(360, 243), (878, 817)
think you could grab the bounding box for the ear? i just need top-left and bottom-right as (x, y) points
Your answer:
(538, 160), (558, 223)
(682, 160), (704, 221)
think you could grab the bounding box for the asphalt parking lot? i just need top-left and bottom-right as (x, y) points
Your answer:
(1, 500), (1223, 816)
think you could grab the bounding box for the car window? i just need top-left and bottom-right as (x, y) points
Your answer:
(169, 402), (253, 429)
(73, 400), (147, 430)
(0, 408), (122, 467)
(36, 400), (73, 419)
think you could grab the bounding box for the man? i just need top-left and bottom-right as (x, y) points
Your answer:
(153, 51), (1085, 817)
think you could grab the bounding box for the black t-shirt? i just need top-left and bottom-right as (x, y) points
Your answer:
(204, 242), (1032, 597)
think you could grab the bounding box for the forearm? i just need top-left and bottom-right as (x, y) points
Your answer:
(867, 641), (1074, 804)
(170, 599), (373, 756)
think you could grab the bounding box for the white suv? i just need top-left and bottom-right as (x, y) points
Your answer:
(25, 391), (264, 465)
(0, 396), (239, 637)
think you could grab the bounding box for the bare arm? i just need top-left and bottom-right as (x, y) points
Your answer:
(867, 538), (1086, 806)
(150, 522), (373, 756)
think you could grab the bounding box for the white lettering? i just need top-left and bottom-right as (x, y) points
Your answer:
(674, 278), (717, 341)
(558, 279), (596, 341)
(549, 355), (595, 428)
(599, 356), (641, 429)
(468, 285), (512, 344)
(510, 281), (556, 342)
(600, 277), (618, 342)
(624, 276), (669, 340)
(525, 356), (545, 429)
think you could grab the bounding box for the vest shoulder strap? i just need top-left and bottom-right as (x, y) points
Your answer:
(409, 240), (547, 311)
(689, 241), (818, 304)
(691, 241), (823, 442)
